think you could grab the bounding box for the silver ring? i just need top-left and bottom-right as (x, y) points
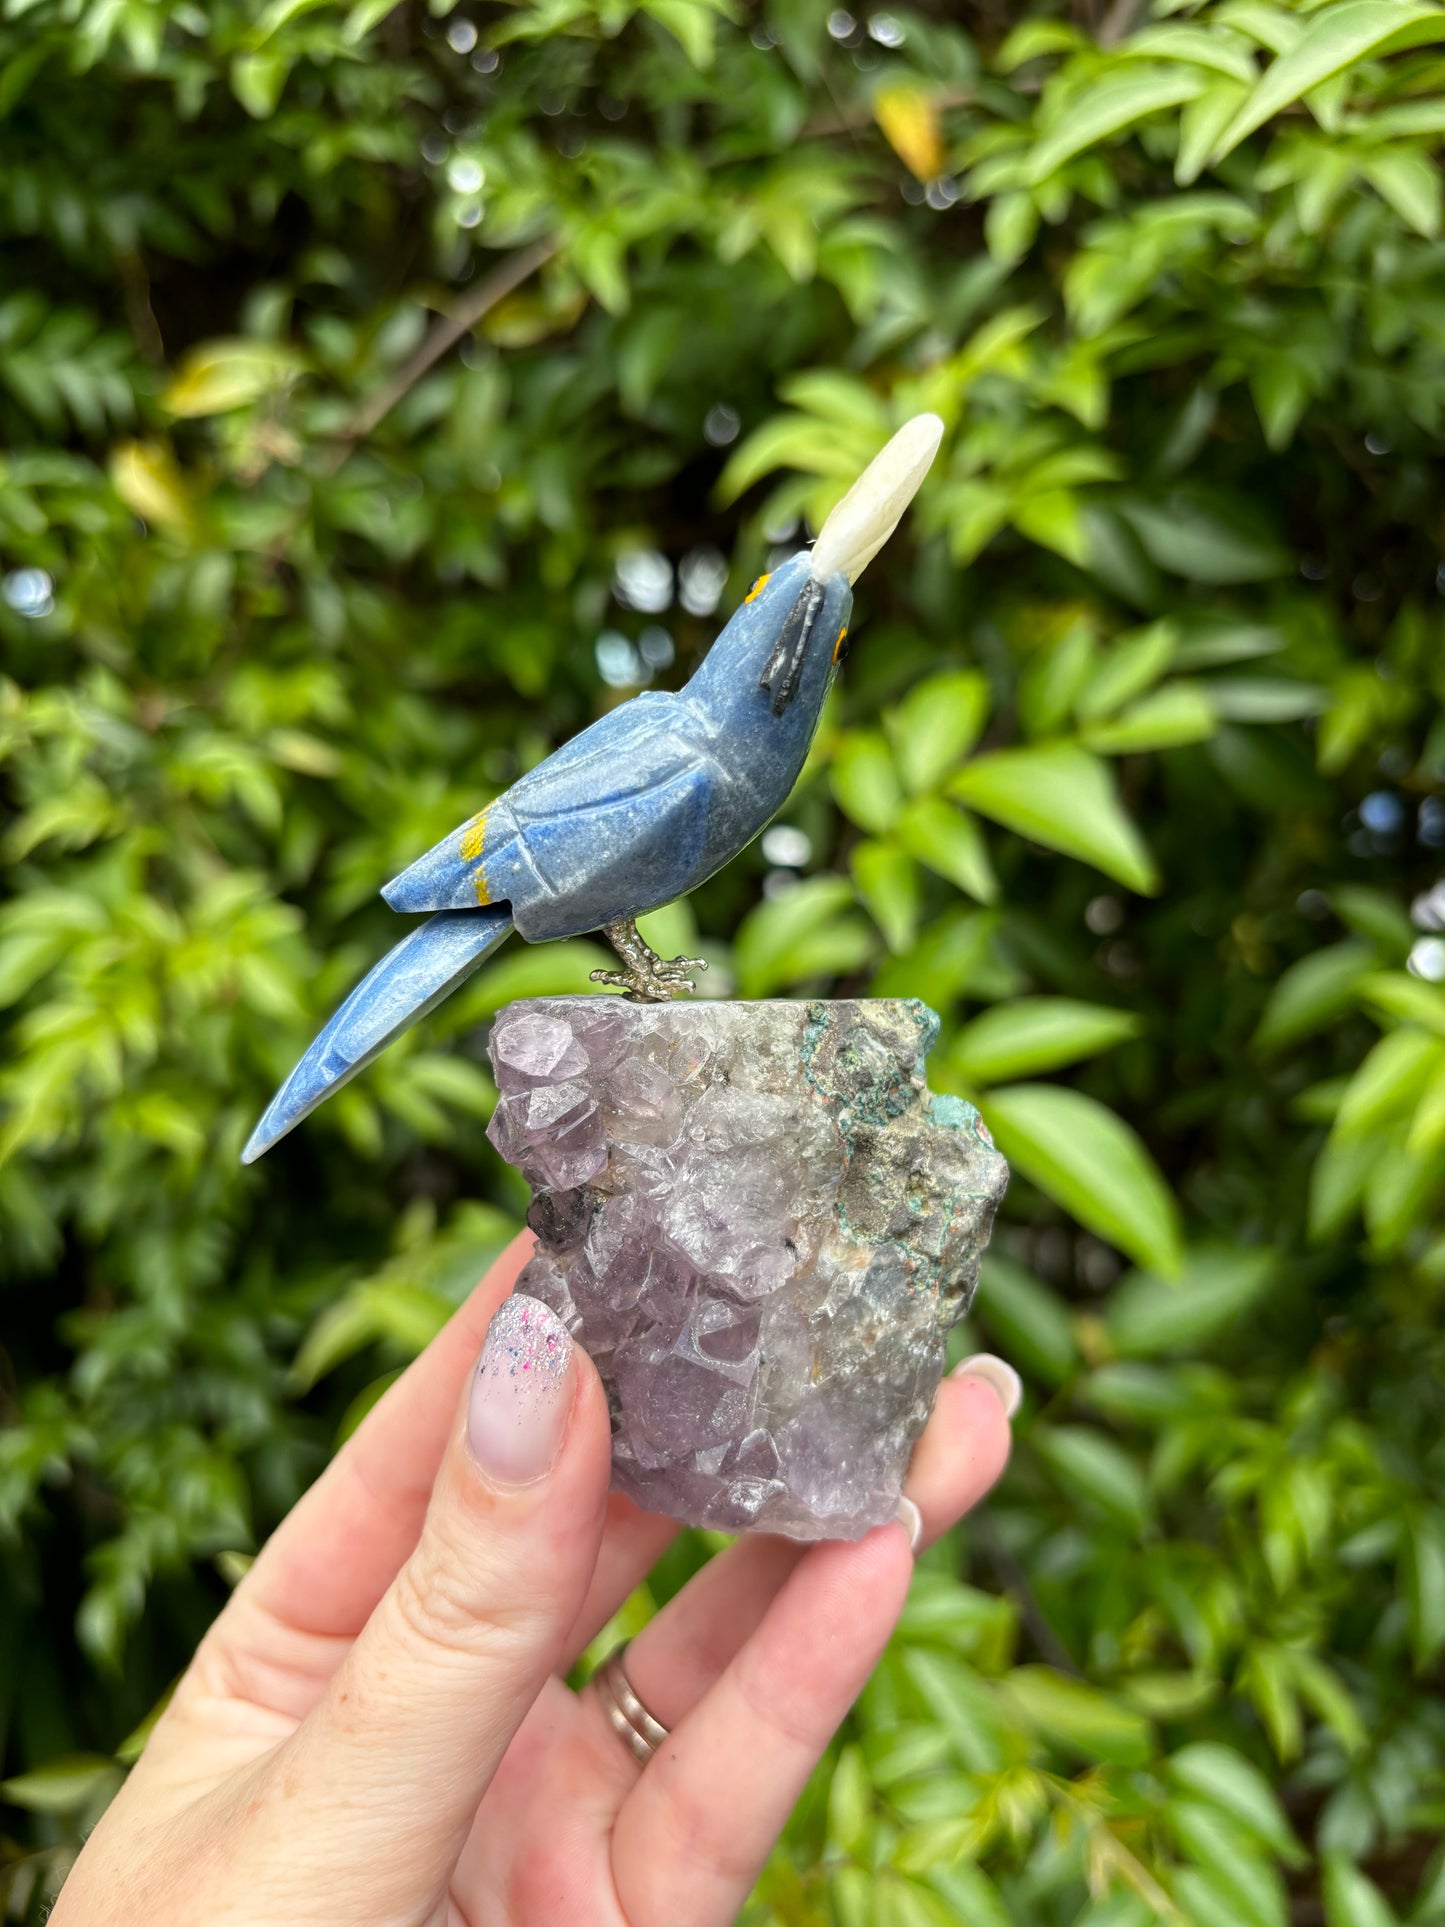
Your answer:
(595, 1641), (669, 1766)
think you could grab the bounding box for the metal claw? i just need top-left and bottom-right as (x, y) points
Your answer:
(591, 918), (708, 1002)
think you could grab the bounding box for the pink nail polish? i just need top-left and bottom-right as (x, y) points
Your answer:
(467, 1294), (573, 1484)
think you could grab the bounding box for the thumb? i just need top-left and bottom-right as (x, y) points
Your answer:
(269, 1293), (611, 1897)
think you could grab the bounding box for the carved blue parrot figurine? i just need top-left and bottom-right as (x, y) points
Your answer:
(242, 414), (943, 1162)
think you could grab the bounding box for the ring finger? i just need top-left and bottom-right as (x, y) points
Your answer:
(612, 1524), (915, 1927)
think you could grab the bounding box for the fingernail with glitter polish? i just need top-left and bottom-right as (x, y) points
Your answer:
(950, 1352), (1022, 1419)
(467, 1294), (574, 1484)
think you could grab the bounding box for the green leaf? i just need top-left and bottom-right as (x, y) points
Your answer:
(1026, 66), (1210, 183)
(344, 0), (403, 40)
(291, 1279), (452, 1389)
(1322, 1853), (1401, 1927)
(1333, 887), (1416, 959)
(0, 1754), (121, 1814)
(1001, 1665), (1153, 1765)
(1361, 149), (1444, 237)
(1105, 1245), (1275, 1357)
(996, 18), (1085, 69)
(852, 838), (921, 953)
(1174, 1871), (1268, 1927)
(826, 1744), (873, 1859)
(780, 371), (891, 431)
(921, 1865), (1014, 1927)
(1404, 1509), (1445, 1670)
(896, 797), (998, 903)
(1405, 1057), (1445, 1155)
(450, 939), (613, 1022)
(1366, 1135), (1440, 1253)
(1075, 621), (1176, 720)
(115, 1689), (174, 1765)
(985, 190), (1039, 267)
(1172, 1801), (1288, 1927)
(900, 1650), (1007, 1770)
(1083, 1360), (1195, 1423)
(1013, 487), (1088, 566)
(1252, 357), (1312, 450)
(1173, 619), (1285, 669)
(1126, 23), (1259, 82)
(1033, 1424), (1152, 1531)
(1081, 683), (1217, 755)
(832, 731), (905, 834)
(872, 909), (1002, 1007)
(1019, 627), (1096, 739)
(1213, 2), (1445, 163)
(976, 1256), (1079, 1384)
(898, 1573), (1016, 1663)
(1289, 1650), (1367, 1753)
(1308, 1130), (1379, 1243)
(1205, 676), (1329, 722)
(253, 0), (329, 38)
(984, 1083), (1183, 1275)
(951, 997), (1140, 1083)
(888, 671), (990, 794)
(1168, 1742), (1304, 1862)
(570, 225), (630, 315)
(1332, 1028), (1444, 1141)
(949, 744), (1159, 894)
(733, 875), (875, 996)
(829, 1868), (875, 1927)
(231, 50), (292, 119)
(1121, 1672), (1219, 1720)
(1118, 492), (1292, 583)
(1238, 1642), (1304, 1761)
(1254, 941), (1375, 1052)
(642, 0), (722, 68)
(1358, 970), (1445, 1037)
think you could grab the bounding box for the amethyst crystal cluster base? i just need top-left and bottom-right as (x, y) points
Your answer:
(486, 997), (1008, 1540)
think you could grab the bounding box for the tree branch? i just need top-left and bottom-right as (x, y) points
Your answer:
(971, 1515), (1082, 1675)
(1097, 0), (1146, 47)
(327, 235), (559, 465)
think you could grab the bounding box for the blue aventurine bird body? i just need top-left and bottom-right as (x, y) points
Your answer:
(383, 553), (843, 935)
(242, 415), (942, 1163)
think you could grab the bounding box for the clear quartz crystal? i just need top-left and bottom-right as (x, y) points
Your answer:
(487, 996), (1008, 1540)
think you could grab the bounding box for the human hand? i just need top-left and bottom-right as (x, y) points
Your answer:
(53, 1234), (1015, 1927)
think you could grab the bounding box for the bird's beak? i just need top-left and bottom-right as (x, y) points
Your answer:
(808, 412), (944, 585)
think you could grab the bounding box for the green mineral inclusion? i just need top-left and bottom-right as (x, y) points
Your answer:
(795, 997), (995, 1290)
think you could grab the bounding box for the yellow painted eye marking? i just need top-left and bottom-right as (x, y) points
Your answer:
(832, 625), (848, 663)
(744, 572), (771, 604)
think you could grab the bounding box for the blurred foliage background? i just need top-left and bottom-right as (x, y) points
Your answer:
(3, 0), (1445, 1919)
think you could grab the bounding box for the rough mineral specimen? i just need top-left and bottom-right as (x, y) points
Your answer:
(486, 996), (1008, 1540)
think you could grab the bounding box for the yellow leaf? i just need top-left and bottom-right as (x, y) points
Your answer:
(109, 441), (198, 538)
(162, 339), (301, 418)
(874, 85), (944, 183)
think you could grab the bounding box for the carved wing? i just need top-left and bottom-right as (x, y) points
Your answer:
(380, 692), (705, 914)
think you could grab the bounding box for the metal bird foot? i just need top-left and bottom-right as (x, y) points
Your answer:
(590, 919), (708, 1002)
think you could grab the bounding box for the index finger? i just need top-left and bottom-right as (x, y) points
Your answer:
(238, 1230), (536, 1642)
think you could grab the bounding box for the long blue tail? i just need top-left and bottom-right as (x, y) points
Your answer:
(241, 905), (514, 1164)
